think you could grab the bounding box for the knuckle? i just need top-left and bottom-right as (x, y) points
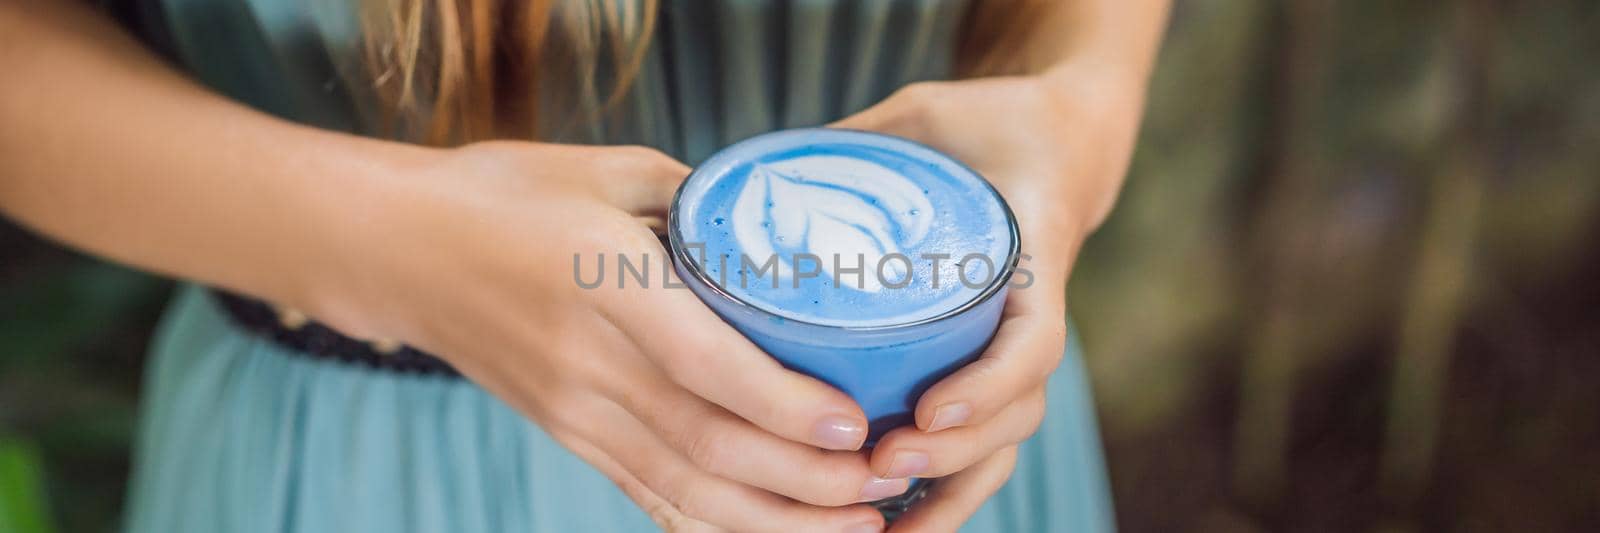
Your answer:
(681, 426), (735, 470)
(891, 84), (943, 131)
(612, 477), (689, 531)
(663, 486), (713, 525)
(652, 330), (711, 377)
(743, 389), (791, 431)
(1028, 386), (1050, 412)
(998, 445), (1021, 470)
(614, 219), (666, 251)
(652, 157), (691, 180)
(643, 499), (698, 532)
(557, 341), (614, 382)
(923, 440), (976, 475)
(1018, 403), (1048, 441)
(599, 145), (653, 175)
(646, 468), (712, 525)
(924, 457), (966, 479)
(1043, 320), (1069, 344)
(615, 143), (663, 161)
(659, 347), (709, 389)
(1027, 387), (1049, 412)
(610, 381), (664, 425)
(572, 213), (638, 251)
(896, 81), (944, 108)
(619, 145), (687, 175)
(930, 463), (968, 479)
(811, 462), (869, 506)
(537, 387), (593, 432)
(1031, 339), (1067, 386)
(955, 358), (1005, 391)
(660, 336), (744, 401)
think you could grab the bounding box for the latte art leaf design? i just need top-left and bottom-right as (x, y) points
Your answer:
(731, 155), (935, 293)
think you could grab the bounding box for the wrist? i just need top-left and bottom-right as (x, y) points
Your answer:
(1029, 71), (1146, 235)
(259, 134), (444, 337)
(1036, 64), (1149, 125)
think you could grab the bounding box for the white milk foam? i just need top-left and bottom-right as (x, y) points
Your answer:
(675, 129), (1014, 328)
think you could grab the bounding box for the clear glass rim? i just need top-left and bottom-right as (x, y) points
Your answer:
(666, 128), (1021, 333)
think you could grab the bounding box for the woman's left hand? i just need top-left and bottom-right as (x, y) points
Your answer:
(831, 71), (1146, 531)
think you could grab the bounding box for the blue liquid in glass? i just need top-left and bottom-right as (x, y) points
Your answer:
(670, 128), (1018, 440)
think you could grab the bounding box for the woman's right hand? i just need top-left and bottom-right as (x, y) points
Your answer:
(2, 5), (887, 529)
(294, 141), (899, 533)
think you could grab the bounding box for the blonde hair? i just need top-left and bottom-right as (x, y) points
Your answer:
(358, 0), (1051, 145)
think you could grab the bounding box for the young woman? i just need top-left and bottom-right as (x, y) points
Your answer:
(0, 0), (1167, 531)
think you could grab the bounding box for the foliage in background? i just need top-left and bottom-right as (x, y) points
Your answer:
(1071, 0), (1599, 530)
(0, 239), (169, 531)
(1, 0), (1597, 531)
(0, 437), (58, 533)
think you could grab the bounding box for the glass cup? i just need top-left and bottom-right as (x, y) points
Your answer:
(667, 128), (1020, 515)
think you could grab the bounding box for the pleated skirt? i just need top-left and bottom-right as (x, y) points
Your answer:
(122, 285), (1115, 532)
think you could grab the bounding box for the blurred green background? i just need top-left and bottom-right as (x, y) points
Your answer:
(2, 0), (1597, 531)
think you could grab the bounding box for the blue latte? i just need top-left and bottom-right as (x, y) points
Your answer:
(676, 129), (1013, 327)
(670, 128), (1018, 439)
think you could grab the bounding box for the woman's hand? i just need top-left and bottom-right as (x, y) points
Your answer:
(298, 142), (900, 533)
(832, 72), (1147, 530)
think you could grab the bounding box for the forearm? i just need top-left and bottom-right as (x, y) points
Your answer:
(1032, 0), (1171, 233)
(0, 0), (432, 306)
(1042, 0), (1172, 87)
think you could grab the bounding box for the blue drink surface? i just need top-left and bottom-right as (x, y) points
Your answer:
(675, 129), (1014, 328)
(670, 129), (1018, 439)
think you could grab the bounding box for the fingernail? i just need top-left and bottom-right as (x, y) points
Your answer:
(927, 402), (971, 432)
(859, 476), (911, 501)
(884, 450), (930, 479)
(813, 415), (866, 450)
(844, 520), (883, 533)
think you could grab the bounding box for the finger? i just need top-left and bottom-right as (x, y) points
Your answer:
(597, 145), (692, 216)
(554, 432), (723, 533)
(598, 282), (871, 451)
(886, 446), (1019, 533)
(572, 392), (887, 533)
(601, 357), (907, 506)
(473, 327), (727, 533)
(912, 294), (1067, 433)
(870, 387), (1045, 479)
(635, 215), (667, 237)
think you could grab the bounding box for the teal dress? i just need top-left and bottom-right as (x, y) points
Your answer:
(115, 1), (1116, 531)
